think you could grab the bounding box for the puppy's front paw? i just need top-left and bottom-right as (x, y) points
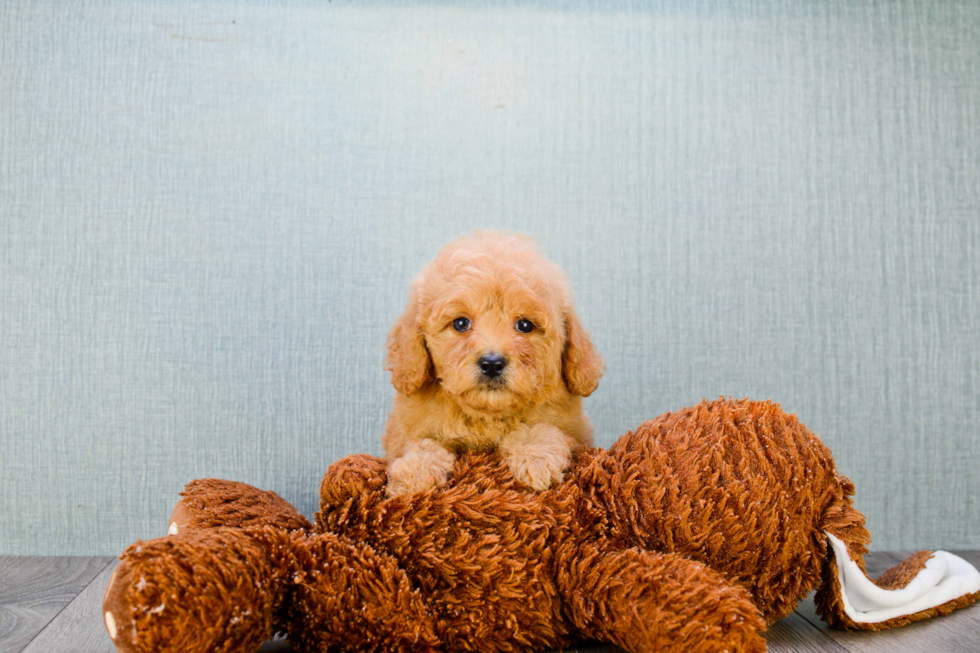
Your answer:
(500, 424), (574, 491)
(386, 439), (456, 497)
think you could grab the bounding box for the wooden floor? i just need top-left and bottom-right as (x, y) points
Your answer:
(2, 551), (978, 653)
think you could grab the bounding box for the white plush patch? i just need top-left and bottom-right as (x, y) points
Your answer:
(827, 531), (980, 623)
(168, 522), (178, 535)
(105, 611), (117, 639)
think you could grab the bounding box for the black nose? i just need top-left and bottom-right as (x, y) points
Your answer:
(478, 353), (507, 379)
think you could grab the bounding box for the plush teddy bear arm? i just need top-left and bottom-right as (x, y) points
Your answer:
(168, 478), (311, 537)
(103, 525), (294, 653)
(559, 544), (767, 653)
(283, 531), (442, 652)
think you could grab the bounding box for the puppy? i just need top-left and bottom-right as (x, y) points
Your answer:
(383, 232), (603, 496)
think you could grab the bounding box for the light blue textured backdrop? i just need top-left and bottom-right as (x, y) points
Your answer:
(2, 0), (979, 555)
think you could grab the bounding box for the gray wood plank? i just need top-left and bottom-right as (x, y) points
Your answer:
(765, 612), (849, 653)
(19, 560), (119, 653)
(794, 551), (980, 653)
(0, 556), (113, 653)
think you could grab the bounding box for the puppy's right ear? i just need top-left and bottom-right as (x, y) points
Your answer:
(385, 288), (433, 396)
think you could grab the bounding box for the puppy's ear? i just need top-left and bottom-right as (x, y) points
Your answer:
(385, 289), (433, 396)
(562, 307), (604, 397)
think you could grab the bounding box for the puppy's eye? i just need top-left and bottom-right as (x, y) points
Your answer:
(452, 317), (471, 332)
(515, 318), (534, 333)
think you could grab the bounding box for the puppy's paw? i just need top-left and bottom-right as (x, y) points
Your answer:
(500, 423), (574, 491)
(386, 439), (456, 497)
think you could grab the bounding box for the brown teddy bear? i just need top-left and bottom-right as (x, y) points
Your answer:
(102, 398), (980, 653)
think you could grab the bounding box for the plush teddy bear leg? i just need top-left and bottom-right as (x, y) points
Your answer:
(560, 545), (768, 653)
(168, 478), (311, 536)
(283, 532), (441, 652)
(815, 531), (980, 630)
(103, 526), (292, 653)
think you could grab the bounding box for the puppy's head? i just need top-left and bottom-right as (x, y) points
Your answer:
(386, 232), (603, 414)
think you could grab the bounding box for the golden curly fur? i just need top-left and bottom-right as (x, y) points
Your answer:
(383, 232), (604, 496)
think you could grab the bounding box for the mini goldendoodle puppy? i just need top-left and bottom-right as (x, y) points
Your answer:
(383, 232), (603, 496)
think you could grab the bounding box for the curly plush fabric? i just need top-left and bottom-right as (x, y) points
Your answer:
(103, 398), (980, 653)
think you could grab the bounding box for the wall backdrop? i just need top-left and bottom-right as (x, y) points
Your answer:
(2, 0), (979, 555)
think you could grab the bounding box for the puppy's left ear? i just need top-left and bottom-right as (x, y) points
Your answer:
(562, 306), (604, 397)
(385, 288), (434, 396)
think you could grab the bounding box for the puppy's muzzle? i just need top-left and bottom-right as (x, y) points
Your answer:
(478, 353), (507, 380)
